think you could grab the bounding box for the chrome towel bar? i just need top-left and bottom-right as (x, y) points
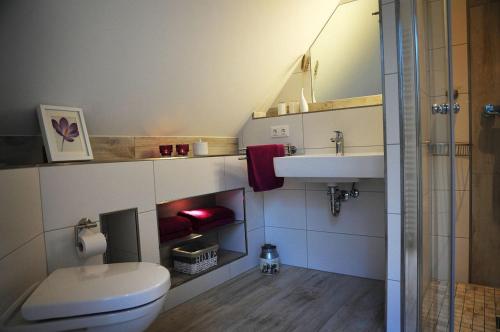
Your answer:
(238, 144), (297, 160)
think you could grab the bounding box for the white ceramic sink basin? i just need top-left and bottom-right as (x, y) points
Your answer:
(273, 152), (384, 183)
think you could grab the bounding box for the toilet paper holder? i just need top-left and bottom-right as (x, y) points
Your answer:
(74, 218), (98, 246)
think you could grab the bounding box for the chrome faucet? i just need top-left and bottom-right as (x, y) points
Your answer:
(330, 130), (344, 156)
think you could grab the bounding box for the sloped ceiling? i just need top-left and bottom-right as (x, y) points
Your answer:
(0, 0), (338, 136)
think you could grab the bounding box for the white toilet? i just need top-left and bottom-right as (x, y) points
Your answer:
(0, 262), (170, 332)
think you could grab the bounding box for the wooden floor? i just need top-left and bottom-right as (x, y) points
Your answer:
(147, 265), (385, 332)
(422, 282), (500, 332)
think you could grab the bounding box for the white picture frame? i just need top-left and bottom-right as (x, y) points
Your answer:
(37, 104), (93, 162)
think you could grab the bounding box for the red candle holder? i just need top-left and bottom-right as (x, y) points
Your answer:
(159, 144), (173, 157)
(176, 144), (189, 156)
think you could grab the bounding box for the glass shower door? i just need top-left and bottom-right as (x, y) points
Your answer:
(417, 0), (458, 330)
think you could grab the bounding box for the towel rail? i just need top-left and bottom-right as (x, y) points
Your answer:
(238, 144), (297, 160)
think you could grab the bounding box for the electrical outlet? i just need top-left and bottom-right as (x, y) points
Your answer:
(270, 125), (289, 138)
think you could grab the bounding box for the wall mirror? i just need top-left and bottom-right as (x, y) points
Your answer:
(269, 0), (381, 116)
(310, 0), (381, 102)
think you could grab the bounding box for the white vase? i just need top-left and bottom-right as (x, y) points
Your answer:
(300, 88), (309, 113)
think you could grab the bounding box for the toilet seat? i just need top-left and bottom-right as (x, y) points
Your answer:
(0, 262), (170, 332)
(22, 262), (170, 321)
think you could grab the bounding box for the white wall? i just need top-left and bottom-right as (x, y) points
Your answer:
(380, 0), (401, 329)
(240, 106), (386, 280)
(0, 0), (339, 137)
(0, 168), (47, 317)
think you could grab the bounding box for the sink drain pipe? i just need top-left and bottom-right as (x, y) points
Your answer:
(327, 183), (360, 217)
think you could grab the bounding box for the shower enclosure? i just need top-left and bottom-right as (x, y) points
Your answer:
(399, 0), (499, 329)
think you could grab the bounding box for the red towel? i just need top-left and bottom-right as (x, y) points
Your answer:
(178, 206), (235, 224)
(246, 144), (285, 192)
(158, 216), (192, 237)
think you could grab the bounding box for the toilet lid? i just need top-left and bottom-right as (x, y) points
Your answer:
(21, 262), (170, 321)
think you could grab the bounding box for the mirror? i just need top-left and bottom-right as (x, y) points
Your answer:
(269, 0), (381, 115)
(311, 0), (381, 102)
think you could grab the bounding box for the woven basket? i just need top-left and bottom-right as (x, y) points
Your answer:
(172, 242), (218, 275)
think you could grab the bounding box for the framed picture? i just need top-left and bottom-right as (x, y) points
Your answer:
(37, 104), (93, 162)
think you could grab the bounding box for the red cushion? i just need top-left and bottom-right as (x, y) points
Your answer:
(178, 206), (235, 224)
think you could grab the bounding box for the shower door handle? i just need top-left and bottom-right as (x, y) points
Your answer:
(432, 103), (461, 114)
(483, 104), (500, 117)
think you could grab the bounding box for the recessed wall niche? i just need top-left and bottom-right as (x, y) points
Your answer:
(156, 188), (247, 288)
(100, 208), (141, 263)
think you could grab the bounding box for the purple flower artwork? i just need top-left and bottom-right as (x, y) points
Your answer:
(51, 117), (79, 151)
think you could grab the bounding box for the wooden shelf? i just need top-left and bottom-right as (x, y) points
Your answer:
(257, 94), (383, 119)
(170, 249), (247, 288)
(159, 220), (245, 249)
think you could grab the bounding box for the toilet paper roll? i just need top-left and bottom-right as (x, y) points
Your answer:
(77, 229), (107, 258)
(193, 140), (209, 156)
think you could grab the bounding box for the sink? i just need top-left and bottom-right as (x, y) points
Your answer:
(273, 152), (384, 183)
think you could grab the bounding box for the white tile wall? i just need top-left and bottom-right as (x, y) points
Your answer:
(387, 213), (401, 281)
(154, 157), (225, 203)
(241, 114), (304, 151)
(229, 227), (265, 278)
(384, 74), (400, 145)
(305, 146), (385, 155)
(454, 94), (470, 143)
(382, 2), (398, 74)
(387, 280), (401, 331)
(452, 44), (469, 94)
(0, 234), (46, 316)
(138, 210), (160, 264)
(224, 156), (250, 191)
(45, 225), (103, 273)
(0, 168), (43, 260)
(263, 190), (306, 229)
(280, 178), (306, 190)
(433, 155), (470, 191)
(307, 231), (385, 280)
(386, 144), (401, 214)
(265, 227), (308, 267)
(40, 161), (156, 231)
(382, 0), (402, 328)
(302, 106), (384, 148)
(0, 168), (47, 317)
(455, 190), (470, 239)
(245, 191), (264, 231)
(306, 191), (385, 237)
(432, 189), (470, 238)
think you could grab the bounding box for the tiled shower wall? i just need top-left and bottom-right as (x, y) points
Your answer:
(240, 106), (385, 280)
(427, 0), (471, 284)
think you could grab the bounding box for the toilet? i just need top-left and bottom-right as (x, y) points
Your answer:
(0, 262), (170, 332)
